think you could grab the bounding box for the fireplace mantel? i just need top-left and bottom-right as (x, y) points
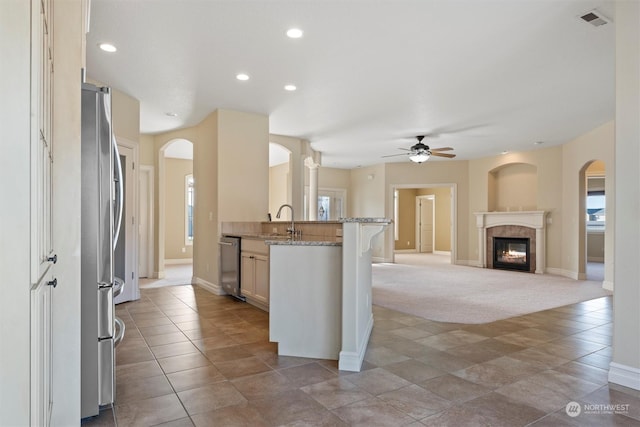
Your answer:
(474, 211), (548, 274)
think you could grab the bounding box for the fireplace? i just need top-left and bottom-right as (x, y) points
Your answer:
(475, 211), (547, 274)
(493, 237), (530, 272)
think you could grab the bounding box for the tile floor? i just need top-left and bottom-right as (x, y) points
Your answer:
(82, 285), (640, 426)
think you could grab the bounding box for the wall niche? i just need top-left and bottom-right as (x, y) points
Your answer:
(488, 162), (538, 212)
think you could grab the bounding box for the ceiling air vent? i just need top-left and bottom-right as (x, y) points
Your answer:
(579, 10), (610, 27)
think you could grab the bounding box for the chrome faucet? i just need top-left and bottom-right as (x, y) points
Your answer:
(276, 204), (297, 238)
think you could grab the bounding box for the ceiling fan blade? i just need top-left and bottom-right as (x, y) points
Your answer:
(382, 153), (409, 158)
(430, 152), (456, 158)
(430, 147), (454, 152)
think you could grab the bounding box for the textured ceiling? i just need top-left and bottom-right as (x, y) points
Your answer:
(87, 0), (615, 168)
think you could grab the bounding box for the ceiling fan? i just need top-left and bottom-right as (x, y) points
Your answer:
(383, 135), (456, 163)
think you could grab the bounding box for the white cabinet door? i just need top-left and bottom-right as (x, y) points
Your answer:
(30, 0), (56, 424)
(30, 270), (54, 426)
(254, 255), (269, 305)
(241, 252), (256, 298)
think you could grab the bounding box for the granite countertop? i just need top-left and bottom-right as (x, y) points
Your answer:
(339, 217), (393, 223)
(231, 233), (342, 246)
(265, 238), (341, 247)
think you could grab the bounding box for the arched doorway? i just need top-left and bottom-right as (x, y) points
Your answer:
(579, 160), (607, 283)
(153, 138), (194, 286)
(269, 142), (292, 219)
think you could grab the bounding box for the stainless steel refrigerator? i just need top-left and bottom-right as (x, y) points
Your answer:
(81, 82), (125, 419)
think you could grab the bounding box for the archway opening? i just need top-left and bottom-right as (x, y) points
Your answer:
(151, 138), (194, 287)
(269, 142), (292, 220)
(580, 160), (606, 282)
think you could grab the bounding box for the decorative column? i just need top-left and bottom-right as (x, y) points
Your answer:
(304, 156), (319, 220)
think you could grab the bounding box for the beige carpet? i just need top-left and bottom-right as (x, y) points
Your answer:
(372, 253), (611, 324)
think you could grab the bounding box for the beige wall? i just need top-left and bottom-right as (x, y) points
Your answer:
(318, 167), (351, 190)
(269, 162), (289, 220)
(217, 109), (269, 223)
(139, 134), (155, 166)
(396, 189), (417, 250)
(111, 88), (140, 144)
(491, 163), (537, 212)
(164, 158), (193, 260)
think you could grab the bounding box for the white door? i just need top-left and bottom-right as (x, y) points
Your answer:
(114, 144), (140, 303)
(418, 196), (435, 253)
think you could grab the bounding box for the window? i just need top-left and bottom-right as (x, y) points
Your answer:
(186, 174), (194, 244)
(586, 177), (605, 231)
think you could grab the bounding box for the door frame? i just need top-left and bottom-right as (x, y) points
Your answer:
(114, 137), (140, 302)
(415, 195), (435, 253)
(389, 183), (457, 264)
(139, 165), (154, 278)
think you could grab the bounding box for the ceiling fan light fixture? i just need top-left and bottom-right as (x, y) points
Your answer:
(409, 152), (430, 163)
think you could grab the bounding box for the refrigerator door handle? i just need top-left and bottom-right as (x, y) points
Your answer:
(113, 140), (124, 245)
(114, 317), (125, 347)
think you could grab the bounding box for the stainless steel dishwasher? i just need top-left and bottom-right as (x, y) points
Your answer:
(218, 235), (245, 300)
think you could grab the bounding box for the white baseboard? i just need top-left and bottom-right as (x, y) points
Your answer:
(603, 280), (614, 291)
(609, 362), (640, 391)
(434, 250), (451, 256)
(154, 270), (165, 279)
(339, 314), (374, 372)
(193, 276), (225, 295)
(587, 256), (604, 263)
(394, 249), (417, 254)
(372, 256), (392, 263)
(546, 267), (580, 280)
(457, 260), (483, 268)
(164, 258), (193, 265)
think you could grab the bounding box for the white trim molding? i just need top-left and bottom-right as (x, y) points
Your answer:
(546, 267), (580, 280)
(603, 281), (614, 291)
(339, 314), (373, 372)
(194, 276), (225, 295)
(609, 362), (640, 391)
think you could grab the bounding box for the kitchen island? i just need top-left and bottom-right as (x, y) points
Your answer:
(267, 218), (390, 372)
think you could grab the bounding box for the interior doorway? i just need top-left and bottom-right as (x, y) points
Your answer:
(581, 161), (606, 283)
(158, 138), (194, 285)
(392, 184), (456, 264)
(416, 195), (435, 253)
(114, 141), (140, 304)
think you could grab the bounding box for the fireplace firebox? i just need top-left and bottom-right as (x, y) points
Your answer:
(493, 237), (530, 272)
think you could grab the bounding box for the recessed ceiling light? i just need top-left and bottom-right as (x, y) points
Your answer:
(286, 28), (303, 38)
(284, 84), (297, 91)
(236, 73), (250, 81)
(166, 112), (178, 117)
(98, 43), (117, 53)
(534, 141), (544, 145)
(501, 151), (509, 155)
